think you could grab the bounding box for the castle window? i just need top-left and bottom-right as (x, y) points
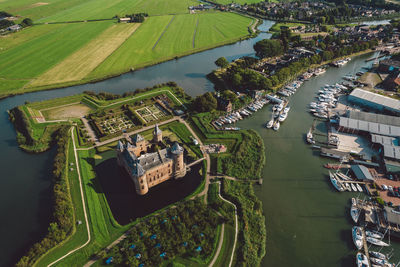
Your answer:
(141, 186), (144, 190)
(140, 179), (143, 184)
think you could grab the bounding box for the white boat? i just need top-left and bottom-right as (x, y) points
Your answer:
(307, 128), (314, 144)
(351, 183), (357, 192)
(356, 184), (363, 192)
(352, 197), (357, 206)
(366, 237), (389, 247)
(284, 106), (290, 113)
(351, 206), (361, 223)
(336, 172), (352, 181)
(345, 183), (352, 191)
(273, 121), (280, 131)
(353, 227), (364, 250)
(369, 251), (386, 260)
(278, 112), (288, 122)
(266, 119), (274, 128)
(366, 231), (384, 240)
(329, 171), (343, 192)
(357, 252), (370, 267)
(370, 257), (386, 266)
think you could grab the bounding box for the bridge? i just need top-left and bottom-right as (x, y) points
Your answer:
(187, 157), (205, 168)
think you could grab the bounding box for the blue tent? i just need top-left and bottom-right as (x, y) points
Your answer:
(161, 219), (168, 224)
(199, 233), (204, 237)
(138, 264), (144, 267)
(150, 234), (157, 240)
(129, 244), (136, 250)
(182, 242), (188, 247)
(105, 257), (113, 265)
(155, 243), (161, 248)
(196, 246), (202, 252)
(160, 252), (167, 258)
(135, 253), (142, 259)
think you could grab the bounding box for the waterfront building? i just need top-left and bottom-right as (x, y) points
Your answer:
(347, 89), (400, 115)
(116, 125), (186, 195)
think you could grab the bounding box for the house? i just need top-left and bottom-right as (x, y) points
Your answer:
(218, 98), (232, 112)
(118, 17), (131, 23)
(7, 24), (21, 32)
(378, 59), (400, 73)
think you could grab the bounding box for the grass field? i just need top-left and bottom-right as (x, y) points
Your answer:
(0, 21), (113, 93)
(41, 104), (92, 120)
(210, 0), (264, 4)
(0, 0), (199, 22)
(29, 23), (140, 87)
(90, 12), (252, 78)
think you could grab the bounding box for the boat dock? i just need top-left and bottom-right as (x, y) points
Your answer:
(361, 227), (370, 263)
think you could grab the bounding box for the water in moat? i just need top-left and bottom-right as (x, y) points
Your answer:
(0, 19), (395, 266)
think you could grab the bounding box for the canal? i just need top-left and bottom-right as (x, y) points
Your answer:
(0, 18), (396, 266)
(236, 53), (400, 266)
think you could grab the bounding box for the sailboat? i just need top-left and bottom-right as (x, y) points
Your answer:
(266, 119), (274, 128)
(369, 251), (386, 260)
(356, 183), (363, 192)
(352, 226), (364, 250)
(329, 171), (343, 192)
(366, 231), (384, 240)
(356, 252), (370, 267)
(307, 128), (314, 144)
(366, 237), (389, 247)
(351, 183), (357, 192)
(273, 121), (280, 131)
(351, 205), (361, 223)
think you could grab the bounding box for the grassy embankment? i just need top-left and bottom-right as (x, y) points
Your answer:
(0, 8), (253, 98)
(190, 111), (265, 180)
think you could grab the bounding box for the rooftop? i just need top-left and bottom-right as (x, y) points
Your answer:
(339, 117), (400, 137)
(351, 164), (374, 180)
(349, 88), (400, 112)
(348, 110), (400, 127)
(383, 145), (400, 160)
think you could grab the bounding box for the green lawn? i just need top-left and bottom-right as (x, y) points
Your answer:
(0, 0), (199, 22)
(211, 0), (264, 4)
(0, 21), (112, 94)
(89, 12), (252, 78)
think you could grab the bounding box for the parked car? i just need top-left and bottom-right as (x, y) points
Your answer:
(381, 184), (388, 190)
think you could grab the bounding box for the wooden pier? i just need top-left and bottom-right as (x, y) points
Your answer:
(361, 227), (370, 264)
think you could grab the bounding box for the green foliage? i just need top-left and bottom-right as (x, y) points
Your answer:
(215, 57), (229, 68)
(103, 199), (224, 266)
(253, 39), (284, 58)
(222, 180), (266, 267)
(21, 18), (33, 27)
(192, 92), (217, 113)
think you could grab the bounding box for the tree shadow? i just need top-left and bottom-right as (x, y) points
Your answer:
(94, 157), (202, 225)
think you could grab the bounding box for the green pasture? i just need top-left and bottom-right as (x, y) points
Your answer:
(90, 12), (252, 78)
(0, 21), (112, 82)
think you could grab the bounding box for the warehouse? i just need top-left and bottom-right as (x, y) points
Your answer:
(348, 88), (400, 115)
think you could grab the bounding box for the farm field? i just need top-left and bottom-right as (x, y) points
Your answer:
(90, 12), (252, 78)
(29, 23), (140, 87)
(210, 0), (265, 4)
(0, 21), (113, 94)
(0, 0), (199, 22)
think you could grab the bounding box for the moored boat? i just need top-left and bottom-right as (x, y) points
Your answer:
(353, 226), (364, 250)
(366, 237), (389, 247)
(329, 171), (343, 192)
(351, 183), (357, 192)
(356, 252), (370, 267)
(345, 183), (352, 191)
(369, 251), (386, 260)
(307, 128), (314, 144)
(366, 231), (384, 240)
(266, 119), (274, 129)
(273, 121), (280, 131)
(351, 206), (361, 223)
(356, 183), (363, 192)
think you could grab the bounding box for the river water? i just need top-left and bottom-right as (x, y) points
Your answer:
(0, 19), (394, 266)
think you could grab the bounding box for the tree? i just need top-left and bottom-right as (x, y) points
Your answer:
(192, 92), (217, 113)
(215, 57), (229, 68)
(253, 39), (284, 58)
(21, 18), (33, 27)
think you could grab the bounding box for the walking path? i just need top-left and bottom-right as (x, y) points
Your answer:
(209, 220), (225, 267)
(210, 181), (238, 267)
(47, 127), (91, 267)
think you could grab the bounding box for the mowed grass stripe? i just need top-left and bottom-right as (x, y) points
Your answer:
(30, 23), (141, 87)
(193, 17), (199, 48)
(152, 16), (175, 50)
(153, 14), (197, 54)
(0, 21), (112, 80)
(89, 16), (172, 77)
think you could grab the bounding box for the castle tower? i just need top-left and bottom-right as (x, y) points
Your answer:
(153, 124), (162, 143)
(171, 142), (186, 178)
(131, 162), (148, 195)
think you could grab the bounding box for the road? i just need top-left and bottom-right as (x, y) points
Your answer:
(47, 127), (91, 267)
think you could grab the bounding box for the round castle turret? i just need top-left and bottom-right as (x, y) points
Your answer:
(171, 142), (186, 178)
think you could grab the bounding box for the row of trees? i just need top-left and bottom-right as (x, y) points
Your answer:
(17, 126), (74, 267)
(101, 199), (225, 266)
(125, 13), (148, 23)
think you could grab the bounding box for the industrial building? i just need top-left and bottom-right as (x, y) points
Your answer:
(348, 88), (400, 115)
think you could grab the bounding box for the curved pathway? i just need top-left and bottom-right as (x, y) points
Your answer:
(47, 127), (91, 267)
(208, 181), (238, 267)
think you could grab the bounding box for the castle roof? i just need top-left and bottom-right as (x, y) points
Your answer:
(132, 134), (144, 144)
(171, 142), (183, 155)
(117, 140), (124, 150)
(132, 162), (145, 177)
(153, 124), (162, 135)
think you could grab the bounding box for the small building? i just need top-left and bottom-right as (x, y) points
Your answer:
(383, 145), (400, 161)
(347, 88), (400, 115)
(351, 164), (374, 181)
(118, 17), (131, 23)
(7, 24), (21, 32)
(378, 59), (400, 73)
(382, 73), (400, 91)
(384, 159), (400, 176)
(217, 98), (232, 112)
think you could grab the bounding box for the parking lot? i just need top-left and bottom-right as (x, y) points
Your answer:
(375, 178), (400, 206)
